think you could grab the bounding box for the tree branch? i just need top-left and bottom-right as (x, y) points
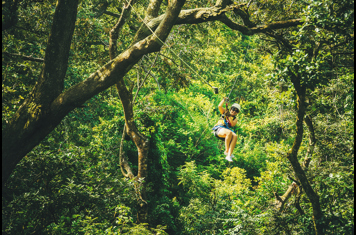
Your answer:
(145, 0), (163, 21)
(233, 6), (256, 27)
(133, 3), (302, 45)
(36, 0), (79, 103)
(119, 125), (135, 179)
(264, 31), (294, 51)
(294, 186), (304, 215)
(303, 115), (315, 170)
(109, 0), (135, 59)
(220, 16), (302, 35)
(3, 52), (44, 62)
(287, 77), (324, 234)
(274, 182), (298, 212)
(104, 10), (121, 18)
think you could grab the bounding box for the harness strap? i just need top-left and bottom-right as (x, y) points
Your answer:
(223, 119), (235, 133)
(213, 122), (235, 134)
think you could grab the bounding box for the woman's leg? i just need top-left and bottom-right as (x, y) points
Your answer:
(224, 131), (232, 155)
(217, 128), (234, 155)
(227, 133), (237, 156)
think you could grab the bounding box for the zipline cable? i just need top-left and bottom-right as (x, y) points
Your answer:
(227, 75), (239, 101)
(226, 41), (250, 103)
(128, 1), (220, 138)
(126, 0), (218, 92)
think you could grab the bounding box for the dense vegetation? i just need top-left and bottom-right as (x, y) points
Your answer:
(2, 0), (353, 234)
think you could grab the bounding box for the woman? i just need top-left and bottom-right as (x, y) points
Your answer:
(212, 97), (241, 162)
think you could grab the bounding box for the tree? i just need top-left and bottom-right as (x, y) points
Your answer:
(2, 0), (303, 189)
(266, 0), (353, 233)
(8, 0), (353, 230)
(2, 0), (353, 233)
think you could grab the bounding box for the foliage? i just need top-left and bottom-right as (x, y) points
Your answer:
(2, 0), (353, 234)
(177, 161), (252, 234)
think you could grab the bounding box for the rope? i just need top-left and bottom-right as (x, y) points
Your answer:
(126, 0), (215, 89)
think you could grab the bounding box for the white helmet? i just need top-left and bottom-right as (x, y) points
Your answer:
(231, 103), (241, 112)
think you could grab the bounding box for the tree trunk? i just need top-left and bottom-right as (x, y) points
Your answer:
(108, 0), (148, 223)
(303, 115), (316, 169)
(274, 114), (316, 214)
(2, 0), (187, 189)
(109, 0), (186, 223)
(2, 0), (79, 187)
(288, 77), (324, 235)
(2, 0), (304, 193)
(115, 78), (150, 223)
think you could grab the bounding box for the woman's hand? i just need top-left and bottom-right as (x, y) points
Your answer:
(218, 97), (227, 114)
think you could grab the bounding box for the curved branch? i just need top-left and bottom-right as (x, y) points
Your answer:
(119, 126), (135, 179)
(233, 6), (256, 27)
(134, 3), (302, 43)
(303, 115), (315, 170)
(109, 0), (135, 59)
(264, 31), (294, 51)
(287, 79), (324, 234)
(220, 15), (302, 35)
(294, 186), (304, 215)
(176, 4), (243, 24)
(117, 53), (158, 180)
(133, 4), (245, 43)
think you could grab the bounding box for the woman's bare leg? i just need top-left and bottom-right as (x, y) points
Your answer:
(218, 129), (234, 155)
(224, 131), (232, 154)
(228, 133), (237, 156)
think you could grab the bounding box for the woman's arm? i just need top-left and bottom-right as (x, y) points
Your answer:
(218, 97), (227, 114)
(230, 116), (238, 127)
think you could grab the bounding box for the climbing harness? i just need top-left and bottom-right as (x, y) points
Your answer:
(212, 100), (240, 141)
(212, 116), (236, 141)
